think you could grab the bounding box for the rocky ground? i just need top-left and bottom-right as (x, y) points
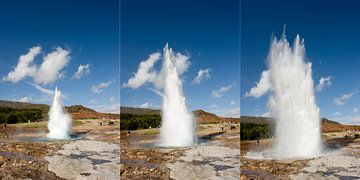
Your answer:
(0, 119), (120, 179)
(120, 123), (240, 179)
(240, 132), (360, 179)
(45, 140), (119, 180)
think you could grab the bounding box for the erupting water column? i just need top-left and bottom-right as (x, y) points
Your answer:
(159, 44), (195, 147)
(47, 87), (72, 140)
(268, 32), (321, 158)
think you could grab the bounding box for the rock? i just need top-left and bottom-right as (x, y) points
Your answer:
(240, 175), (248, 180)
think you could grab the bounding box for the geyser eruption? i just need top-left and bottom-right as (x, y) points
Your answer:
(160, 44), (195, 147)
(269, 32), (321, 158)
(247, 30), (321, 159)
(123, 44), (196, 147)
(47, 87), (72, 140)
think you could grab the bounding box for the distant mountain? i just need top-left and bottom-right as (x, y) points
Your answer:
(192, 109), (218, 118)
(241, 116), (360, 133)
(66, 105), (97, 113)
(120, 106), (240, 123)
(120, 106), (160, 115)
(0, 100), (48, 112)
(321, 118), (341, 125)
(240, 116), (274, 125)
(0, 100), (118, 120)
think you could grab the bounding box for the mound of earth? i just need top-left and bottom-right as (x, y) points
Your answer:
(240, 116), (360, 133)
(0, 100), (119, 120)
(120, 106), (240, 124)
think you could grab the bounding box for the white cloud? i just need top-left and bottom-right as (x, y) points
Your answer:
(245, 70), (271, 98)
(261, 111), (270, 117)
(33, 47), (70, 84)
(18, 96), (31, 103)
(354, 108), (358, 113)
(89, 99), (98, 104)
(210, 104), (218, 109)
(72, 64), (91, 79)
(230, 100), (236, 106)
(123, 52), (161, 89)
(109, 97), (115, 102)
(27, 82), (67, 99)
(192, 68), (210, 84)
(154, 48), (190, 89)
(212, 85), (232, 98)
(316, 76), (332, 92)
(348, 116), (360, 125)
(333, 115), (360, 125)
(91, 81), (112, 94)
(123, 45), (191, 91)
(220, 108), (240, 118)
(173, 52), (190, 76)
(139, 102), (151, 108)
(332, 112), (342, 117)
(3, 46), (70, 85)
(92, 104), (120, 114)
(334, 92), (354, 106)
(147, 87), (164, 97)
(3, 46), (41, 83)
(27, 82), (54, 95)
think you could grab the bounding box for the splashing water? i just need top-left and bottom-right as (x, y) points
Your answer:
(267, 32), (321, 158)
(47, 87), (72, 140)
(159, 44), (196, 147)
(247, 31), (322, 159)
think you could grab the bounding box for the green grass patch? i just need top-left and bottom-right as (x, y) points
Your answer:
(120, 113), (161, 130)
(22, 122), (47, 128)
(72, 120), (85, 126)
(240, 122), (273, 140)
(199, 121), (220, 124)
(143, 130), (160, 135)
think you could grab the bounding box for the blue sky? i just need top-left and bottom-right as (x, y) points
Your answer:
(0, 0), (119, 113)
(241, 0), (360, 124)
(121, 0), (240, 117)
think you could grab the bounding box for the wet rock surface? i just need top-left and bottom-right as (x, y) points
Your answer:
(120, 147), (185, 179)
(240, 157), (309, 179)
(45, 140), (120, 180)
(121, 125), (240, 179)
(290, 143), (360, 179)
(0, 120), (120, 179)
(166, 144), (240, 179)
(0, 140), (64, 179)
(240, 135), (360, 179)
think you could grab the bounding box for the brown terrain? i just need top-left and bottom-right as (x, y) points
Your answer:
(120, 107), (240, 124)
(193, 109), (240, 124)
(321, 118), (360, 132)
(120, 107), (240, 179)
(0, 100), (119, 120)
(240, 116), (360, 179)
(0, 101), (120, 179)
(0, 119), (120, 179)
(240, 116), (360, 133)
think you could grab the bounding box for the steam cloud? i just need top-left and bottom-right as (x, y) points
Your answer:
(47, 87), (72, 140)
(124, 44), (195, 147)
(123, 47), (190, 91)
(247, 31), (321, 158)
